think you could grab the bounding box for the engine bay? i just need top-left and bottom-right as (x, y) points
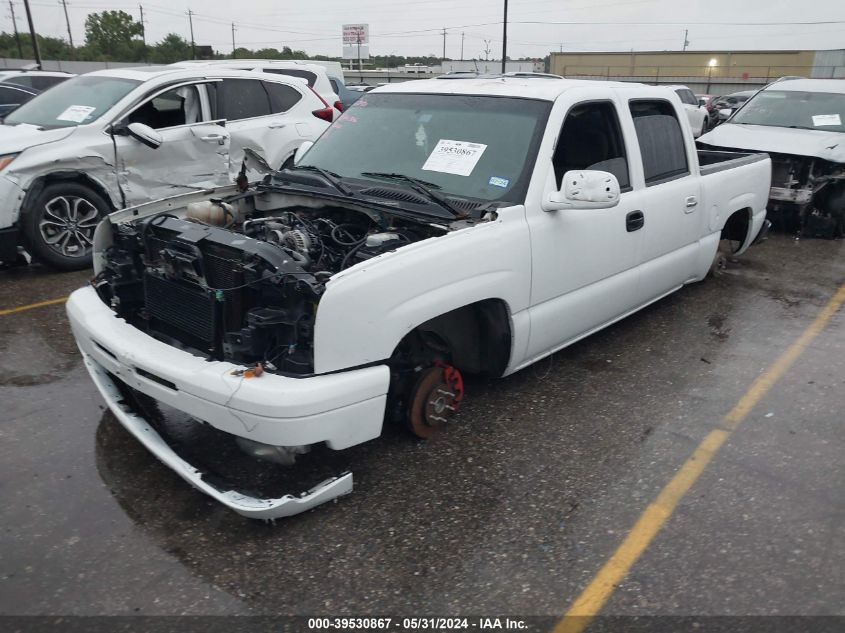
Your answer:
(93, 194), (460, 375)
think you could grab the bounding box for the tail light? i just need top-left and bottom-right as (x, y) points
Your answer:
(312, 107), (334, 122)
(307, 86), (334, 122)
(334, 100), (344, 112)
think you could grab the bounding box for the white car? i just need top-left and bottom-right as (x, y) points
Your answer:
(172, 59), (344, 117)
(669, 85), (709, 137)
(68, 77), (771, 518)
(0, 69), (74, 91)
(0, 66), (331, 269)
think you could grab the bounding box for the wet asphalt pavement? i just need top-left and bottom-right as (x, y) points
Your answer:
(0, 233), (843, 623)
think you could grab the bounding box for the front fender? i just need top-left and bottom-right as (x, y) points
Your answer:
(312, 207), (532, 374)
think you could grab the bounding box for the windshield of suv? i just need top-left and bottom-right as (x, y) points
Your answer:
(732, 89), (845, 132)
(299, 92), (552, 204)
(4, 75), (141, 129)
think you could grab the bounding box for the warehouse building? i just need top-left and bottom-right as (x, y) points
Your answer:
(549, 49), (845, 92)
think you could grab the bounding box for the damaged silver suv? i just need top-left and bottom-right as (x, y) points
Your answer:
(699, 78), (845, 237)
(0, 66), (331, 269)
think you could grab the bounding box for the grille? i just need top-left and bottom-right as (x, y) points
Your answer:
(144, 272), (217, 343)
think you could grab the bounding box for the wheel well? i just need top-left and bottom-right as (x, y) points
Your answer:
(396, 299), (512, 377)
(721, 207), (751, 245)
(22, 172), (117, 217)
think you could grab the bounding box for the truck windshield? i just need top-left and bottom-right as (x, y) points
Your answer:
(4, 75), (141, 129)
(299, 92), (552, 204)
(732, 90), (845, 133)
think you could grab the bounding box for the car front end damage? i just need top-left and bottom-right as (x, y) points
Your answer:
(68, 177), (494, 518)
(698, 146), (845, 238)
(766, 154), (845, 237)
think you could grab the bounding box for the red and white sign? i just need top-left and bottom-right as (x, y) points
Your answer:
(342, 24), (369, 46)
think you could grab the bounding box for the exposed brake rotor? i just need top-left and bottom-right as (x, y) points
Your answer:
(407, 363), (464, 439)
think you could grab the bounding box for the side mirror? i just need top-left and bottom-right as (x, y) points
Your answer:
(543, 170), (620, 212)
(126, 122), (163, 150)
(294, 141), (314, 165)
(718, 108), (733, 118)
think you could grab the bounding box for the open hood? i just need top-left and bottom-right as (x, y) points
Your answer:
(699, 123), (845, 163)
(0, 123), (78, 154)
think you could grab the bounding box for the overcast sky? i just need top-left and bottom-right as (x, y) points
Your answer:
(12, 0), (845, 59)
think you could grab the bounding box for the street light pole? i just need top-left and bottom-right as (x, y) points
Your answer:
(21, 0), (41, 68)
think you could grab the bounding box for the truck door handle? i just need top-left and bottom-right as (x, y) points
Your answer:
(685, 196), (698, 208)
(200, 134), (226, 143)
(626, 210), (644, 232)
(268, 122), (287, 129)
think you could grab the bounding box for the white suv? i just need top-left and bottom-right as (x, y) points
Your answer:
(668, 85), (709, 137)
(0, 66), (331, 269)
(172, 60), (343, 118)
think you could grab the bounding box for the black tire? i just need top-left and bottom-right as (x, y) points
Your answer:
(21, 181), (111, 271)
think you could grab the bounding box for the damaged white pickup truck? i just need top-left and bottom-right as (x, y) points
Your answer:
(67, 77), (772, 519)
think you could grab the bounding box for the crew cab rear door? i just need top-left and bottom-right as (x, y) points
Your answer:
(626, 98), (703, 301)
(111, 80), (231, 206)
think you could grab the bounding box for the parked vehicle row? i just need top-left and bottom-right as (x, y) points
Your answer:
(65, 75), (771, 517)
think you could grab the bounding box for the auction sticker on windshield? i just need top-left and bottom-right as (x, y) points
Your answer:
(56, 105), (96, 123)
(812, 114), (842, 127)
(422, 139), (487, 177)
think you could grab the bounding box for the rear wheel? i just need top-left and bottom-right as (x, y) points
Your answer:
(22, 182), (110, 270)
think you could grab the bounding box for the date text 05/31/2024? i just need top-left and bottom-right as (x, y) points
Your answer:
(307, 617), (528, 630)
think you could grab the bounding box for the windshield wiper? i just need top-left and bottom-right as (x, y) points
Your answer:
(290, 165), (353, 197)
(361, 172), (464, 217)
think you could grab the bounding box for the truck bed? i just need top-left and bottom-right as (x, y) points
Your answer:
(698, 149), (768, 176)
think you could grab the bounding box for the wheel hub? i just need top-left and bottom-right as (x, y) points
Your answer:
(408, 364), (465, 439)
(38, 195), (100, 258)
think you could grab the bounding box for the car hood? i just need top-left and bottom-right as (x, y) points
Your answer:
(699, 123), (845, 163)
(0, 123), (78, 153)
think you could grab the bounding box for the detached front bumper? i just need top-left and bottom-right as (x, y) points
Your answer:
(67, 285), (390, 518)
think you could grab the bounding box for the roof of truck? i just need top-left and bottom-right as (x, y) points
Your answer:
(763, 78), (845, 94)
(377, 76), (650, 101)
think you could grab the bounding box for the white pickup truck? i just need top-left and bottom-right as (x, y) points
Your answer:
(66, 77), (771, 519)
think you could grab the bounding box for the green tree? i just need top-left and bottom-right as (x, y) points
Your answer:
(84, 10), (143, 61)
(148, 33), (191, 64)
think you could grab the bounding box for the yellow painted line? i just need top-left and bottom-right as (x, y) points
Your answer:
(0, 296), (68, 317)
(554, 280), (845, 633)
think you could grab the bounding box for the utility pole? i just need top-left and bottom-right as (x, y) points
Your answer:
(187, 9), (195, 60)
(21, 0), (41, 68)
(460, 32), (464, 61)
(483, 39), (491, 61)
(59, 0), (73, 49)
(501, 0), (508, 73)
(683, 28), (689, 52)
(139, 4), (146, 62)
(231, 22), (236, 58)
(9, 1), (23, 58)
(441, 27), (446, 62)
